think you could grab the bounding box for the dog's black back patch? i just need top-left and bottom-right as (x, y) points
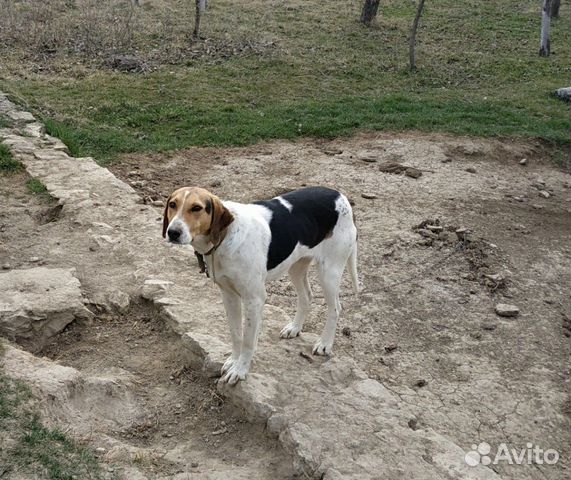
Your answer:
(254, 186), (341, 271)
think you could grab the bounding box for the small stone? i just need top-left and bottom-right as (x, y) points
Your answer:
(415, 379), (428, 388)
(465, 167), (477, 174)
(482, 323), (497, 331)
(211, 428), (227, 436)
(361, 192), (377, 200)
(513, 196), (525, 202)
(322, 148), (343, 156)
(210, 180), (222, 187)
(408, 418), (418, 430)
(539, 190), (550, 199)
(360, 156), (377, 163)
(95, 447), (106, 454)
(405, 167), (422, 179)
(384, 342), (398, 352)
(519, 158), (528, 166)
(342, 326), (351, 337)
(556, 86), (571, 102)
(191, 462), (199, 468)
(495, 303), (520, 318)
(426, 225), (443, 233)
(29, 257), (40, 263)
(2, 264), (10, 270)
(151, 200), (164, 207)
(455, 228), (471, 241)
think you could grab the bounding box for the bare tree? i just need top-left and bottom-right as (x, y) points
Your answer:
(539, 0), (552, 56)
(551, 0), (560, 17)
(360, 0), (381, 25)
(193, 0), (207, 39)
(409, 0), (426, 70)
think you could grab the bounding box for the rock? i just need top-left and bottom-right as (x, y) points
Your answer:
(361, 192), (377, 200)
(2, 264), (10, 270)
(322, 148), (343, 156)
(495, 303), (520, 318)
(0, 267), (93, 350)
(6, 110), (35, 123)
(415, 379), (428, 388)
(23, 122), (46, 138)
(455, 228), (471, 241)
(539, 190), (550, 199)
(519, 158), (527, 166)
(29, 256), (41, 263)
(107, 290), (130, 313)
(426, 225), (443, 233)
(556, 86), (571, 102)
(482, 323), (497, 331)
(465, 167), (477, 174)
(341, 326), (351, 337)
(384, 342), (398, 352)
(405, 167), (422, 179)
(109, 55), (145, 72)
(140, 278), (174, 300)
(150, 199), (164, 207)
(359, 156), (377, 163)
(95, 447), (107, 454)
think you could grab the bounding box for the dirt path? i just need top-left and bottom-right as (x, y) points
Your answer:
(109, 132), (571, 480)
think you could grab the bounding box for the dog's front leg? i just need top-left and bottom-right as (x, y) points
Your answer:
(220, 288), (242, 375)
(220, 289), (266, 385)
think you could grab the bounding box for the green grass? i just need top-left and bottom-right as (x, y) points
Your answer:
(1, 0), (570, 163)
(0, 143), (21, 172)
(26, 178), (48, 195)
(0, 353), (102, 480)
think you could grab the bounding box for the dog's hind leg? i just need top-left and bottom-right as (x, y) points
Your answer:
(313, 261), (344, 356)
(280, 258), (312, 339)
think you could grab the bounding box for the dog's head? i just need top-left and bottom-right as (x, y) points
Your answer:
(162, 187), (234, 247)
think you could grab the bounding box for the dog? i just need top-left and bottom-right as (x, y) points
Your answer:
(162, 186), (359, 384)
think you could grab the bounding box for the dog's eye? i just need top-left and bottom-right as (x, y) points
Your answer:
(168, 201), (176, 209)
(191, 205), (202, 212)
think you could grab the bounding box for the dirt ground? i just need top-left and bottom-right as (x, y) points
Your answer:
(108, 131), (571, 480)
(2, 131), (570, 479)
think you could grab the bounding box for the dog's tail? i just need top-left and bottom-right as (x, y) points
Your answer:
(348, 240), (361, 294)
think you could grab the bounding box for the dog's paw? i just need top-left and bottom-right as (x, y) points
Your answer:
(221, 356), (237, 375)
(280, 322), (302, 339)
(312, 341), (333, 356)
(219, 363), (249, 385)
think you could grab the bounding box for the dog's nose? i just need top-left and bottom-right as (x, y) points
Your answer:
(168, 228), (181, 241)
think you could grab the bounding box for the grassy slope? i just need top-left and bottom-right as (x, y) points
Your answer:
(0, 0), (569, 163)
(0, 344), (102, 479)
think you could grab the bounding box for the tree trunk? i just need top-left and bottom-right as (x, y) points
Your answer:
(360, 0), (381, 25)
(193, 0), (206, 39)
(539, 0), (552, 57)
(409, 0), (426, 70)
(550, 0), (560, 17)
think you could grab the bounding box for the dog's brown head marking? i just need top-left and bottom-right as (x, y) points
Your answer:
(162, 187), (234, 244)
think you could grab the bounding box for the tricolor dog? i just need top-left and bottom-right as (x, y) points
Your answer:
(162, 186), (359, 384)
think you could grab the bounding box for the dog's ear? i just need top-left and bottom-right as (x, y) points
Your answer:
(162, 196), (171, 238)
(209, 195), (234, 245)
